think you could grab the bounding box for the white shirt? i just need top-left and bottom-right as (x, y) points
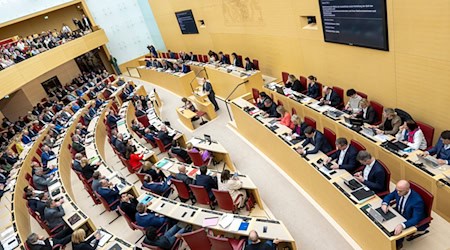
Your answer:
(347, 95), (362, 110)
(362, 107), (368, 118)
(363, 160), (376, 180)
(338, 146), (349, 165)
(395, 128), (427, 150)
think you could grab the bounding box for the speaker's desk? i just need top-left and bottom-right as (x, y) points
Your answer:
(137, 66), (195, 98)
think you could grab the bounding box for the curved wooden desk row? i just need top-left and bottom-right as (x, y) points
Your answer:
(263, 86), (450, 222)
(230, 95), (416, 250)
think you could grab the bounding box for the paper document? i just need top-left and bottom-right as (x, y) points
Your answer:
(229, 218), (243, 232)
(202, 217), (219, 227)
(219, 214), (234, 228)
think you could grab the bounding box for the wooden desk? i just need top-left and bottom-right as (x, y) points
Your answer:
(264, 85), (450, 222)
(176, 107), (196, 131)
(188, 94), (217, 121)
(230, 94), (416, 250)
(187, 137), (236, 171)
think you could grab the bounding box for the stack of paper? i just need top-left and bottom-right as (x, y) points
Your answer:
(219, 214), (234, 229)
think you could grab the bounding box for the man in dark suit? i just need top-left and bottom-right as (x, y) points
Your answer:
(326, 138), (359, 173)
(81, 14), (92, 31)
(422, 130), (450, 165)
(262, 99), (280, 118)
(320, 86), (341, 107)
(26, 192), (47, 217)
(107, 111), (119, 128)
(97, 180), (120, 210)
(297, 126), (332, 156)
(188, 52), (198, 61)
(115, 133), (126, 156)
(157, 125), (174, 146)
(44, 198), (66, 229)
(195, 166), (218, 200)
(175, 165), (194, 186)
(41, 146), (56, 167)
(382, 180), (426, 247)
(71, 135), (85, 153)
(354, 151), (387, 193)
(355, 99), (377, 124)
(119, 193), (138, 222)
(218, 52), (230, 64)
(26, 232), (71, 250)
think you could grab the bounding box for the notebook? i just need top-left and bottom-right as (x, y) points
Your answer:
(202, 217), (219, 227)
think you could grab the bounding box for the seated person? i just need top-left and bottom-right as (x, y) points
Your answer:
(72, 153), (83, 172)
(244, 57), (255, 71)
(345, 89), (362, 112)
(71, 135), (85, 153)
(306, 75), (320, 99)
(181, 97), (199, 121)
(169, 140), (191, 163)
(119, 193), (138, 221)
(44, 198), (66, 229)
(41, 146), (56, 167)
(27, 232), (72, 250)
(262, 99), (281, 118)
(126, 145), (144, 171)
(26, 192), (48, 217)
(231, 52), (243, 67)
(186, 142), (211, 163)
(97, 179), (120, 209)
(194, 166), (218, 200)
(381, 180), (426, 241)
(354, 99), (378, 124)
(320, 86), (341, 107)
(219, 170), (247, 208)
(115, 134), (127, 156)
(395, 120), (427, 150)
(22, 130), (33, 144)
(245, 230), (280, 250)
(106, 110), (120, 128)
(91, 171), (105, 192)
(371, 108), (401, 135)
(325, 138), (359, 173)
(296, 127), (332, 156)
(354, 151), (387, 193)
(71, 228), (101, 250)
(140, 161), (166, 181)
(144, 128), (157, 144)
(174, 165), (194, 186)
(157, 125), (174, 146)
(32, 168), (54, 191)
(143, 175), (172, 197)
(80, 157), (100, 180)
(143, 224), (190, 250)
(276, 106), (293, 128)
(256, 92), (272, 111)
(218, 51), (230, 64)
(285, 75), (303, 93)
(290, 115), (308, 141)
(110, 129), (118, 146)
(135, 203), (168, 229)
(420, 130), (450, 165)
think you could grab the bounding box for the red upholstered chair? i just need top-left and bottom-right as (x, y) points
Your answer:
(212, 189), (242, 213)
(197, 54), (203, 62)
(356, 91), (368, 99)
(252, 88), (260, 104)
(252, 59), (259, 70)
(225, 54), (230, 63)
(376, 160), (391, 198)
(189, 184), (214, 209)
(350, 139), (366, 152)
(82, 181), (101, 205)
(281, 72), (289, 83)
(155, 137), (172, 153)
(137, 115), (150, 127)
(174, 53), (179, 59)
(118, 206), (145, 232)
(95, 191), (120, 212)
(207, 234), (246, 250)
(171, 178), (194, 203)
(136, 172), (147, 184)
(103, 89), (112, 99)
(187, 150), (212, 167)
(181, 228), (211, 250)
(291, 108), (297, 115)
(332, 86), (345, 109)
(237, 55), (243, 65)
(299, 76), (308, 94)
(370, 101), (384, 125)
(304, 116), (316, 129)
(407, 181), (434, 240)
(416, 121), (434, 150)
(323, 127), (337, 154)
(315, 82), (323, 100)
(277, 100), (283, 106)
(203, 55), (209, 63)
(25, 173), (35, 189)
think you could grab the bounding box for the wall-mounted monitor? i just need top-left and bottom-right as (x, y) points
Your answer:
(318, 0), (389, 51)
(175, 10), (199, 34)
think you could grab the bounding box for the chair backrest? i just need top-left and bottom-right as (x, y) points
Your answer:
(277, 100), (283, 106)
(203, 55), (209, 63)
(376, 160), (391, 197)
(118, 206), (138, 231)
(299, 75), (307, 90)
(323, 127), (336, 151)
(171, 178), (191, 200)
(83, 181), (101, 205)
(350, 139), (366, 152)
(181, 228), (211, 249)
(304, 116), (316, 129)
(252, 88), (260, 103)
(291, 107), (297, 115)
(356, 91), (368, 99)
(189, 184), (212, 205)
(137, 115), (150, 128)
(281, 72), (289, 83)
(95, 191), (114, 211)
(207, 235), (234, 250)
(332, 86), (344, 108)
(187, 150), (205, 167)
(416, 121), (434, 149)
(197, 54), (203, 62)
(237, 55), (243, 65)
(141, 242), (162, 250)
(370, 101), (384, 124)
(225, 54), (230, 63)
(315, 82), (323, 99)
(136, 172), (147, 184)
(252, 59), (259, 70)
(155, 137), (169, 153)
(212, 189), (236, 212)
(409, 181), (434, 227)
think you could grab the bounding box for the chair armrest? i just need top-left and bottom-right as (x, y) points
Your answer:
(52, 244), (63, 249)
(326, 149), (337, 157)
(109, 199), (120, 208)
(49, 223), (65, 236)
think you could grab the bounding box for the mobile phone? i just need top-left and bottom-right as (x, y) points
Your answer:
(263, 226), (267, 233)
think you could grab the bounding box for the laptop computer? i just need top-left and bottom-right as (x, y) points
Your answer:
(368, 207), (396, 223)
(384, 141), (409, 152)
(361, 127), (376, 137)
(341, 177), (363, 190)
(418, 156), (439, 168)
(275, 86), (285, 95)
(344, 117), (364, 126)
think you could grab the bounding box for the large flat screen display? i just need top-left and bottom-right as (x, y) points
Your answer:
(175, 10), (199, 34)
(318, 0), (389, 51)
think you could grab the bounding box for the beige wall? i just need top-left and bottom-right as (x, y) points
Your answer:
(0, 90), (33, 121)
(148, 0), (450, 144)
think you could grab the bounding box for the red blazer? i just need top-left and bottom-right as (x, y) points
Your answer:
(129, 153), (143, 171)
(280, 113), (294, 129)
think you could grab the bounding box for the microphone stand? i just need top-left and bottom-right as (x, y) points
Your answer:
(224, 80), (249, 121)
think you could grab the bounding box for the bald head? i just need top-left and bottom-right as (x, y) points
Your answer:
(248, 230), (259, 243)
(178, 165), (186, 174)
(396, 180), (410, 197)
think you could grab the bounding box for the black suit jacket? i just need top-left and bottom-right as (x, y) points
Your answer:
(28, 239), (53, 250)
(28, 198), (46, 216)
(157, 131), (174, 146)
(357, 106), (377, 125)
(363, 160), (387, 193)
(302, 131), (332, 155)
(329, 145), (359, 172)
(195, 174), (217, 193)
(120, 199), (138, 221)
(324, 90), (341, 107)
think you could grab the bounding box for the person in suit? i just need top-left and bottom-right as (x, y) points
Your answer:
(354, 151), (387, 193)
(115, 133), (127, 156)
(194, 166), (218, 200)
(143, 175), (172, 197)
(157, 125), (174, 146)
(91, 171), (104, 192)
(80, 157), (99, 180)
(26, 192), (47, 217)
(245, 230), (280, 250)
(382, 180), (426, 248)
(72, 153), (83, 172)
(421, 130), (450, 165)
(71, 229), (101, 250)
(188, 52), (198, 61)
(175, 165), (194, 186)
(26, 232), (72, 250)
(244, 57), (255, 71)
(325, 138), (359, 173)
(135, 203), (168, 229)
(290, 115), (308, 141)
(119, 193), (138, 222)
(140, 161), (166, 182)
(97, 179), (120, 210)
(277, 105), (293, 128)
(320, 86), (341, 107)
(22, 130), (33, 144)
(306, 75), (320, 99)
(231, 52), (243, 67)
(296, 126), (332, 156)
(44, 198), (66, 229)
(256, 92), (272, 111)
(41, 146), (56, 167)
(372, 108), (402, 135)
(218, 51), (230, 64)
(354, 99), (377, 124)
(33, 169), (53, 191)
(395, 120), (428, 150)
(143, 225), (190, 249)
(262, 99), (281, 118)
(285, 75), (303, 93)
(106, 110), (119, 128)
(81, 14), (92, 31)
(169, 140), (192, 163)
(201, 78), (220, 111)
(71, 135), (85, 153)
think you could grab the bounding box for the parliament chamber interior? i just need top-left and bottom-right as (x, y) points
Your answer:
(0, 0), (449, 250)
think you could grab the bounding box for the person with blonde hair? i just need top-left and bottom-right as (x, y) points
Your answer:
(354, 99), (377, 125)
(276, 105), (293, 129)
(186, 142), (211, 162)
(290, 114), (308, 140)
(371, 108), (401, 135)
(80, 157), (99, 180)
(71, 228), (101, 250)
